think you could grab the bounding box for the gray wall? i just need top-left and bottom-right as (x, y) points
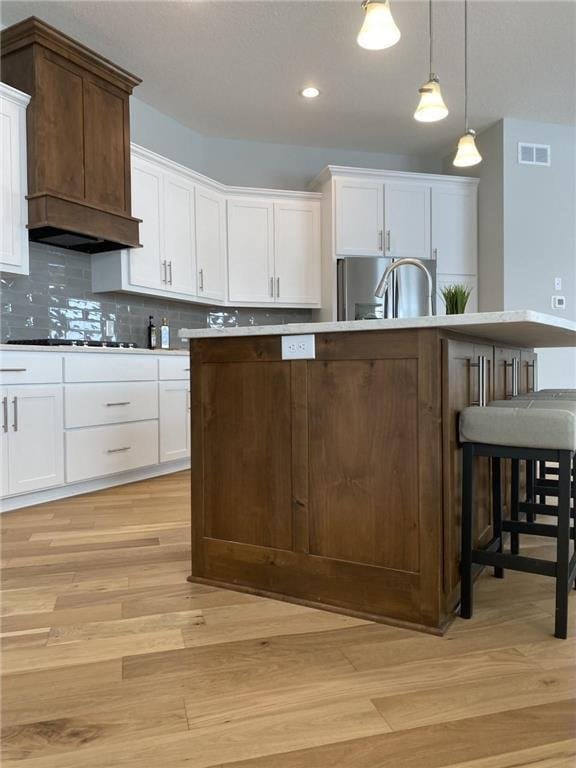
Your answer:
(445, 118), (576, 388)
(131, 97), (440, 190)
(0, 245), (310, 348)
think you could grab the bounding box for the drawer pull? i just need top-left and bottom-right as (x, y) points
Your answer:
(105, 401), (131, 407)
(2, 396), (7, 433)
(107, 446), (131, 453)
(184, 368), (190, 371)
(0, 368), (27, 372)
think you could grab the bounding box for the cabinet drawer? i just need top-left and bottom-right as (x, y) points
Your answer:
(65, 420), (159, 483)
(65, 382), (158, 428)
(64, 354), (157, 383)
(0, 353), (63, 385)
(158, 356), (190, 380)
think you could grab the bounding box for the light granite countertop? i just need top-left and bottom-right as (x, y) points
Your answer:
(0, 344), (188, 355)
(179, 311), (576, 349)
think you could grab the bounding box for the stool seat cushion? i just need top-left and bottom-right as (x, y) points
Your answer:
(459, 405), (576, 450)
(489, 398), (576, 413)
(514, 391), (576, 401)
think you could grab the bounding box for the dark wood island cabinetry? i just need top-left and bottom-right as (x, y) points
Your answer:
(184, 314), (573, 634)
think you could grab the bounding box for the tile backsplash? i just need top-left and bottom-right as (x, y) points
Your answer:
(0, 245), (312, 348)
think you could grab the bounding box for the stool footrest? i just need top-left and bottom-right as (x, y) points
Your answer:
(501, 520), (565, 538)
(471, 549), (557, 577)
(519, 502), (575, 518)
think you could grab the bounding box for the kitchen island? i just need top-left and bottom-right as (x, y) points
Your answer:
(181, 311), (576, 633)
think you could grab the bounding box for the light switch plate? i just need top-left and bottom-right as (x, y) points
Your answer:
(281, 334), (316, 360)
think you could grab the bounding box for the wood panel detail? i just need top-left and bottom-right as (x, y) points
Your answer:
(308, 358), (419, 572)
(202, 361), (293, 550)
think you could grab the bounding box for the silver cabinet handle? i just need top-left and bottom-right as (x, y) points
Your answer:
(184, 368), (190, 371)
(161, 260), (167, 284)
(276, 277), (280, 299)
(526, 360), (536, 393)
(107, 446), (131, 453)
(105, 401), (131, 407)
(0, 368), (27, 372)
(12, 396), (18, 431)
(168, 261), (173, 285)
(504, 359), (519, 399)
(433, 248), (438, 259)
(199, 268), (204, 292)
(471, 355), (488, 407)
(2, 396), (8, 433)
(378, 230), (383, 251)
(269, 277), (274, 298)
(386, 230), (391, 252)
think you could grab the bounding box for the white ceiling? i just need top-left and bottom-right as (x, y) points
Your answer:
(2, 1), (575, 156)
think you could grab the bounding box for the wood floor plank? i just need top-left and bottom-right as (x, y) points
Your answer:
(1, 470), (575, 768)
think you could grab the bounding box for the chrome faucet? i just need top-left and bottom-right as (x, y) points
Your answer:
(374, 257), (434, 318)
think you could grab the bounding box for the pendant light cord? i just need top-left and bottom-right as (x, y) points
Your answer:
(464, 0), (469, 132)
(429, 0), (433, 75)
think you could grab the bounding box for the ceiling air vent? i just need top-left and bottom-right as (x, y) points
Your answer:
(518, 142), (551, 166)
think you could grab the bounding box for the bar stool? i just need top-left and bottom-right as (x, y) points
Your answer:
(459, 403), (576, 638)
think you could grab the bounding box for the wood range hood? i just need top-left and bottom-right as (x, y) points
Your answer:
(1, 17), (142, 253)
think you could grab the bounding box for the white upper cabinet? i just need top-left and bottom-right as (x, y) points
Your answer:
(228, 198), (275, 304)
(164, 173), (197, 296)
(335, 179), (383, 257)
(432, 184), (478, 276)
(0, 84), (30, 275)
(384, 182), (431, 261)
(128, 155), (164, 290)
(274, 201), (321, 305)
(195, 185), (227, 302)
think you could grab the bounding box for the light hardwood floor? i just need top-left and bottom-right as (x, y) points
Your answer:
(1, 471), (574, 767)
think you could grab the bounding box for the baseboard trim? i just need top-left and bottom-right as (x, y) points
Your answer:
(0, 461), (191, 512)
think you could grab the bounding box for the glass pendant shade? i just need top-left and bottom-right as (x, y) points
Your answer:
(453, 130), (482, 167)
(357, 1), (401, 50)
(414, 77), (449, 122)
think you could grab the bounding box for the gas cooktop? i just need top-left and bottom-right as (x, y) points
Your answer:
(6, 339), (139, 348)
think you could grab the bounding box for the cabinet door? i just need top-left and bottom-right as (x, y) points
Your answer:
(128, 156), (164, 290)
(274, 201), (321, 305)
(520, 350), (538, 394)
(227, 198), (274, 304)
(437, 274), (478, 315)
(384, 182), (431, 261)
(195, 186), (227, 302)
(159, 381), (190, 463)
(335, 179), (384, 257)
(6, 385), (64, 495)
(163, 173), (197, 297)
(0, 91), (28, 274)
(432, 184), (477, 275)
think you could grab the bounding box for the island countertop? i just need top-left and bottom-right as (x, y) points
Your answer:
(179, 310), (576, 348)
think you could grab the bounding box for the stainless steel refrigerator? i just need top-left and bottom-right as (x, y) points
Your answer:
(337, 257), (437, 321)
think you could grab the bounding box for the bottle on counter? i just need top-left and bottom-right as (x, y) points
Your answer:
(147, 316), (158, 350)
(160, 317), (170, 350)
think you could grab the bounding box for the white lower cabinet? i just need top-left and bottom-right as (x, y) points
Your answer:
(66, 420), (159, 483)
(1, 385), (64, 495)
(159, 381), (190, 463)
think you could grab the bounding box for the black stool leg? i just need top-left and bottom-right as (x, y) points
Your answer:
(526, 460), (535, 522)
(492, 456), (504, 578)
(461, 443), (475, 619)
(555, 451), (572, 639)
(511, 459), (520, 555)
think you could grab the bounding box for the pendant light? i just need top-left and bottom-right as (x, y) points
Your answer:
(414, 0), (448, 122)
(357, 1), (401, 51)
(453, 0), (482, 166)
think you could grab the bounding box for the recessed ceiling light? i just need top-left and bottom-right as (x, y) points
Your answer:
(300, 86), (320, 99)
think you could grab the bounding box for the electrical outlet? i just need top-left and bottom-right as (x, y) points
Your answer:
(281, 334), (316, 360)
(551, 295), (566, 310)
(554, 277), (562, 290)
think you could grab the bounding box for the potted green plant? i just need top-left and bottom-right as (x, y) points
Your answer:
(439, 283), (472, 314)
